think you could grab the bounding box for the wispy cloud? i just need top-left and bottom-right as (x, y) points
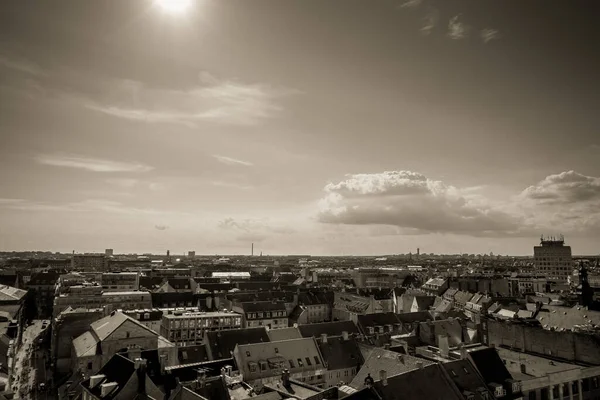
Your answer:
(35, 154), (153, 173)
(155, 225), (169, 231)
(0, 54), (47, 76)
(480, 28), (501, 43)
(85, 72), (300, 127)
(210, 181), (253, 190)
(421, 8), (440, 35)
(448, 15), (470, 39)
(399, 0), (423, 9)
(213, 155), (254, 167)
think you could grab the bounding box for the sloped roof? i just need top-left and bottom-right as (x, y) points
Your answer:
(267, 327), (302, 341)
(349, 347), (434, 389)
(468, 347), (513, 385)
(357, 312), (400, 328)
(442, 359), (494, 400)
(81, 354), (135, 400)
(317, 336), (364, 370)
(240, 301), (287, 313)
(297, 320), (359, 338)
(90, 311), (159, 341)
(73, 331), (99, 357)
(0, 285), (27, 302)
(395, 311), (432, 324)
(205, 327), (269, 360)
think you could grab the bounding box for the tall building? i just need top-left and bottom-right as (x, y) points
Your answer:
(105, 249), (113, 257)
(187, 251), (195, 258)
(534, 235), (573, 283)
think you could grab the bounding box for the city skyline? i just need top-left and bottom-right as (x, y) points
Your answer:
(1, 0), (599, 255)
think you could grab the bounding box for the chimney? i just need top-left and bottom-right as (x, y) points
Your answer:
(89, 374), (105, 388)
(458, 343), (467, 360)
(197, 370), (206, 388)
(397, 354), (405, 364)
(321, 333), (328, 343)
(416, 361), (424, 369)
(135, 358), (147, 395)
(159, 354), (167, 374)
(342, 331), (349, 341)
(282, 369), (290, 387)
(379, 370), (388, 386)
(100, 382), (118, 397)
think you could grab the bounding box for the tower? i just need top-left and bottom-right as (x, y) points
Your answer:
(534, 235), (572, 283)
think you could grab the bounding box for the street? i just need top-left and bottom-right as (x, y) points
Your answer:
(11, 320), (49, 399)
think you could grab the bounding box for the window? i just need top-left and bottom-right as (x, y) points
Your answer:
(289, 359), (295, 368)
(314, 356), (320, 365)
(344, 370), (349, 377)
(275, 347), (279, 353)
(246, 351), (251, 357)
(298, 358), (304, 367)
(126, 332), (130, 338)
(87, 362), (93, 370)
(306, 357), (312, 366)
(463, 367), (469, 374)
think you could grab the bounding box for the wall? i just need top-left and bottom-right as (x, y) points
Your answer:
(485, 319), (600, 364)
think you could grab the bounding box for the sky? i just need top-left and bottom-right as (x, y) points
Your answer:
(1, 0), (599, 256)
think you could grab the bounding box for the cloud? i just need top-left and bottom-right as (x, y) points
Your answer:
(421, 8), (440, 35)
(520, 171), (600, 205)
(35, 154), (153, 173)
(213, 155), (254, 167)
(210, 181), (253, 190)
(0, 54), (47, 76)
(85, 72), (300, 127)
(106, 178), (139, 188)
(217, 217), (295, 242)
(318, 171), (520, 236)
(399, 0), (423, 9)
(155, 225), (169, 231)
(318, 170), (600, 238)
(480, 28), (500, 43)
(447, 15), (470, 39)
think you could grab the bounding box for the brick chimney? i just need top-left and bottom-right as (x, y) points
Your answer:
(342, 331), (349, 341)
(134, 358), (147, 395)
(321, 333), (328, 343)
(281, 369), (290, 388)
(379, 370), (387, 386)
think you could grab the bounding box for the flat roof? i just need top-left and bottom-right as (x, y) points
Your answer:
(496, 347), (582, 380)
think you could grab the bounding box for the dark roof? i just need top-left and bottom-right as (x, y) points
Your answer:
(27, 271), (60, 286)
(236, 281), (282, 291)
(357, 312), (400, 328)
(442, 359), (494, 400)
(395, 311), (432, 324)
(239, 301), (287, 313)
(167, 358), (235, 382)
(372, 364), (463, 400)
(354, 288), (393, 300)
(298, 291), (334, 306)
(196, 283), (236, 292)
(179, 345), (210, 364)
(81, 354), (135, 399)
(205, 327), (269, 360)
(181, 375), (230, 400)
(297, 321), (359, 338)
(317, 337), (364, 370)
(468, 348), (513, 385)
(350, 347), (434, 390)
(168, 278), (192, 289)
(139, 276), (165, 290)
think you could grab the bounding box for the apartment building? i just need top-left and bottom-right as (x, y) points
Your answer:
(160, 310), (242, 346)
(534, 236), (573, 283)
(100, 272), (139, 292)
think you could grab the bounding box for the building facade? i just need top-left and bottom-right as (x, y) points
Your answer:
(534, 236), (573, 283)
(160, 310), (242, 346)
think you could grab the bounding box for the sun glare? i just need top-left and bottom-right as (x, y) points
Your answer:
(156, 0), (191, 14)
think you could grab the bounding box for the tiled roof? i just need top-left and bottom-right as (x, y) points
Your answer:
(0, 285), (27, 302)
(442, 359), (494, 400)
(205, 327), (269, 360)
(73, 331), (99, 357)
(317, 336), (364, 370)
(240, 301), (287, 313)
(468, 347), (513, 385)
(349, 347), (434, 389)
(267, 327), (302, 341)
(81, 354), (135, 400)
(297, 320), (359, 338)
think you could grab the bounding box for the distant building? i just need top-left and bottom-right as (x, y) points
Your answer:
(100, 272), (139, 292)
(232, 301), (289, 330)
(160, 310), (242, 346)
(534, 236), (573, 283)
(71, 254), (107, 271)
(187, 251), (195, 258)
(104, 249), (113, 257)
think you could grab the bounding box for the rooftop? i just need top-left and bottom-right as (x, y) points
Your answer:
(163, 311), (241, 319)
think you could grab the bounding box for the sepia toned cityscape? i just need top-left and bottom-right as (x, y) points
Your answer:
(1, 0), (600, 399)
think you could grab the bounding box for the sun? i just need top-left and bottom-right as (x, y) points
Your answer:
(156, 0), (192, 14)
